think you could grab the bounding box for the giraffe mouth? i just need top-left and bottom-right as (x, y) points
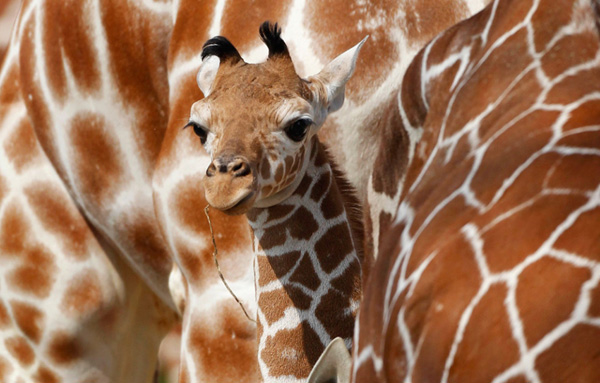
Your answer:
(220, 190), (256, 215)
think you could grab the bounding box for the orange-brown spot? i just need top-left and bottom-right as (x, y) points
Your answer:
(48, 331), (82, 365)
(187, 304), (257, 382)
(8, 245), (56, 298)
(0, 300), (9, 328)
(0, 356), (12, 382)
(541, 32), (599, 79)
(536, 324), (600, 382)
(62, 270), (103, 317)
(482, 194), (587, 273)
(517, 257), (591, 347)
(472, 110), (556, 205)
(449, 285), (520, 383)
(70, 112), (123, 202)
(25, 182), (92, 260)
(3, 118), (41, 172)
(554, 207), (600, 263)
(33, 365), (59, 383)
(261, 325), (316, 378)
(0, 201), (28, 255)
(124, 218), (171, 276)
(11, 301), (44, 343)
(546, 155), (600, 192)
(406, 234), (481, 383)
(5, 336), (35, 367)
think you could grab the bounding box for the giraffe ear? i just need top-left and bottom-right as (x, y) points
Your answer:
(310, 36), (368, 113)
(308, 338), (351, 383)
(196, 55), (220, 97)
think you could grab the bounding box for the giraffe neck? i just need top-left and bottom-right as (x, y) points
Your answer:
(246, 137), (362, 382)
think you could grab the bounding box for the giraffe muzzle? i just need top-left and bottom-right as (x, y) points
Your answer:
(203, 156), (257, 215)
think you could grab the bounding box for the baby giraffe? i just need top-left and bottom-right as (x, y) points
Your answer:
(188, 22), (366, 382)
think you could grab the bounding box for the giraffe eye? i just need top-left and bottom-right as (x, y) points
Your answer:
(185, 121), (208, 145)
(284, 118), (312, 142)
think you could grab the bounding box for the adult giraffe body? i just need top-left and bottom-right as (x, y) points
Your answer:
(347, 0), (600, 382)
(0, 0), (488, 382)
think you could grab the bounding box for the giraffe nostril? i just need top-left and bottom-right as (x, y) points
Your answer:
(232, 161), (251, 177)
(206, 163), (217, 177)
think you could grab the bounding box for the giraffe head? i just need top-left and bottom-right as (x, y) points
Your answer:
(186, 22), (366, 215)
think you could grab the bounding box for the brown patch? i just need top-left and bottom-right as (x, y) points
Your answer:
(25, 182), (92, 260)
(259, 287), (294, 326)
(371, 92), (411, 197)
(535, 324), (600, 382)
(258, 251), (302, 287)
(450, 284), (520, 383)
(70, 112), (123, 202)
(476, 70), (543, 142)
(47, 331), (82, 365)
(62, 270), (103, 317)
(314, 223), (353, 273)
(11, 301), (44, 343)
(504, 377), (529, 383)
(482, 194), (587, 273)
(260, 157), (271, 180)
(0, 356), (13, 382)
(124, 218), (171, 275)
(287, 206), (318, 240)
(99, 0), (169, 159)
(3, 118), (41, 172)
(8, 245), (56, 298)
(5, 336), (35, 367)
(471, 110), (557, 205)
(546, 155), (600, 192)
(541, 32), (599, 79)
(545, 67), (600, 105)
(562, 99), (600, 133)
(0, 201), (28, 255)
(294, 174), (313, 197)
(531, 0), (577, 52)
(309, 171), (331, 202)
(261, 325), (316, 378)
(33, 365), (59, 383)
(517, 257), (590, 347)
(187, 304), (258, 382)
(267, 203), (294, 221)
(289, 253), (321, 291)
(407, 234), (482, 383)
(554, 207), (600, 263)
(0, 300), (9, 328)
(54, 0), (101, 94)
(315, 289), (355, 340)
(274, 163), (284, 183)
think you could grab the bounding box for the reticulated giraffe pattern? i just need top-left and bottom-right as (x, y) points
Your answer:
(355, 0), (600, 382)
(249, 139), (362, 382)
(0, 0), (490, 381)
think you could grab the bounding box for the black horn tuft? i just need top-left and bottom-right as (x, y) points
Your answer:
(259, 21), (289, 58)
(201, 36), (243, 63)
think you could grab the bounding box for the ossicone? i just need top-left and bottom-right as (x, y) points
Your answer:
(259, 21), (289, 58)
(201, 35), (243, 64)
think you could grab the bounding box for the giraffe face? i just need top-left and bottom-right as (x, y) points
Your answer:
(189, 23), (366, 215)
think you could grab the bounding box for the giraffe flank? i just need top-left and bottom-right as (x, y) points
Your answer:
(0, 0), (488, 382)
(309, 0), (600, 382)
(177, 22), (365, 382)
